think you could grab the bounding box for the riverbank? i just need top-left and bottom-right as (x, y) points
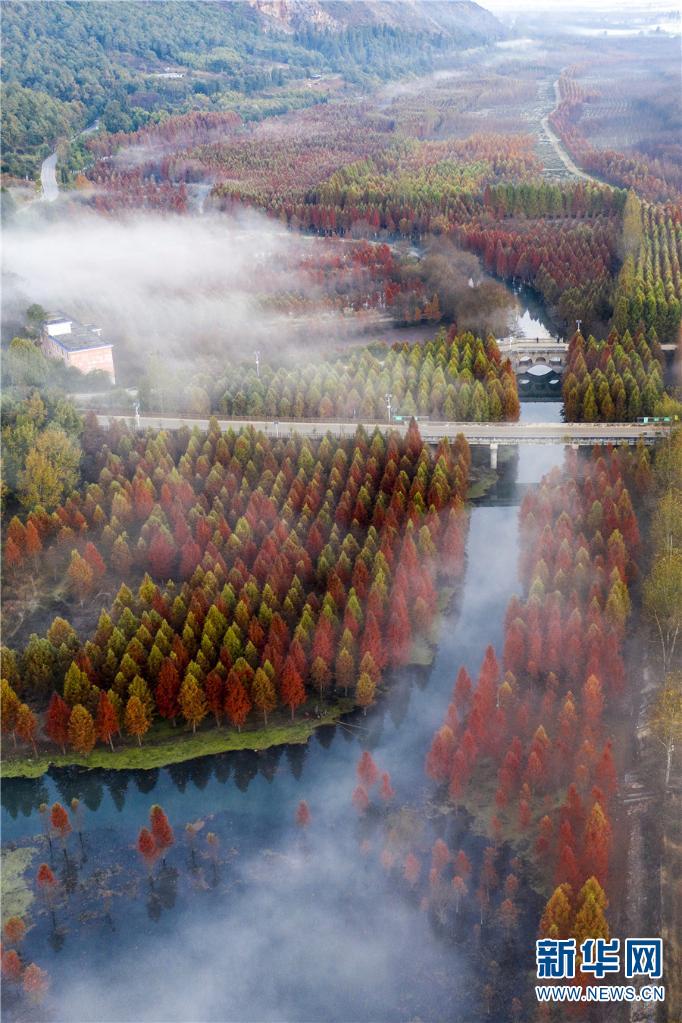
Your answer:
(1, 578), (467, 780)
(0, 699), (355, 780)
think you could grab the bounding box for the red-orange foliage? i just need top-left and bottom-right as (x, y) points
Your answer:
(403, 853), (421, 887)
(596, 741), (618, 797)
(425, 724), (455, 783)
(22, 963), (49, 1004)
(1, 949), (22, 982)
(582, 674), (604, 727)
(455, 849), (472, 879)
(204, 671), (224, 726)
(556, 842), (580, 889)
(352, 785), (370, 814)
(295, 800), (311, 828)
(36, 863), (56, 889)
(379, 771), (395, 802)
(50, 803), (71, 845)
(386, 593), (411, 667)
(583, 801), (612, 884)
(452, 875), (468, 911)
(280, 661), (305, 719)
(150, 805), (174, 857)
(357, 750), (379, 788)
(148, 529), (176, 579)
(224, 677), (252, 731)
(83, 541), (106, 580)
(3, 916), (26, 946)
(535, 815), (554, 859)
(137, 827), (158, 871)
(431, 839), (450, 876)
(4, 537), (23, 572)
(156, 659), (181, 722)
(95, 691), (118, 750)
(518, 797), (532, 829)
(25, 521), (42, 559)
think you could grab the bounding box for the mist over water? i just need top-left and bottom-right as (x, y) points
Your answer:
(2, 438), (564, 1023)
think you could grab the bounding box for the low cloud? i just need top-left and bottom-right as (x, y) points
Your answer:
(2, 207), (353, 378)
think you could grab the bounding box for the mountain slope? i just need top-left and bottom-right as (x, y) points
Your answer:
(250, 0), (502, 38)
(1, 0), (503, 178)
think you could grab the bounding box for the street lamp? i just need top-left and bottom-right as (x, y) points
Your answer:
(254, 350), (261, 379)
(385, 392), (393, 422)
(575, 318), (582, 335)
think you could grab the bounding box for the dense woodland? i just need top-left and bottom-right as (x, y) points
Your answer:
(79, 101), (680, 345)
(140, 329), (520, 422)
(550, 66), (682, 206)
(1, 409), (471, 753)
(613, 194), (682, 344)
(60, 36), (681, 352)
(2, 11), (682, 1018)
(78, 110), (630, 338)
(562, 329), (666, 423)
(416, 444), (650, 1008)
(0, 0), (500, 177)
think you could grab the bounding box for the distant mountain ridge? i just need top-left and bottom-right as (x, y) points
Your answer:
(249, 0), (503, 39)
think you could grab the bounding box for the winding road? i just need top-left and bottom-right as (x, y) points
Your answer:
(39, 119), (99, 202)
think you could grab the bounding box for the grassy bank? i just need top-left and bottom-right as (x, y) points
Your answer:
(1, 700), (354, 779)
(1, 596), (460, 780)
(467, 466), (499, 501)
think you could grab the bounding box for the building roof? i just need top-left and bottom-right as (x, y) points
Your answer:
(44, 312), (72, 325)
(44, 315), (113, 352)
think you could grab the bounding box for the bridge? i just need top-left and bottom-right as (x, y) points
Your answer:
(95, 413), (670, 468)
(497, 337), (569, 371)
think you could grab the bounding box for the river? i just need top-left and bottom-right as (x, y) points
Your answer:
(2, 400), (564, 1023)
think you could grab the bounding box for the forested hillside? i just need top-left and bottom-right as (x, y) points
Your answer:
(1, 0), (501, 178)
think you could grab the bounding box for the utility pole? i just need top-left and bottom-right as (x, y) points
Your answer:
(254, 350), (261, 379)
(385, 392), (393, 422)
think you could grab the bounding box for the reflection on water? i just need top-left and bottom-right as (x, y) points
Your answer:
(519, 400), (562, 424)
(1, 439), (566, 1022)
(506, 284), (562, 341)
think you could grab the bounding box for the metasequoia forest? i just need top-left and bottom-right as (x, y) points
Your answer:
(2, 414), (471, 750)
(1, 2), (681, 1022)
(154, 330), (521, 421)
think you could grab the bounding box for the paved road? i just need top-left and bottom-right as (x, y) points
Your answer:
(40, 120), (99, 202)
(40, 152), (59, 202)
(95, 413), (669, 446)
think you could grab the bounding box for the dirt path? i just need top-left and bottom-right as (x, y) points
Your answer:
(539, 78), (601, 184)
